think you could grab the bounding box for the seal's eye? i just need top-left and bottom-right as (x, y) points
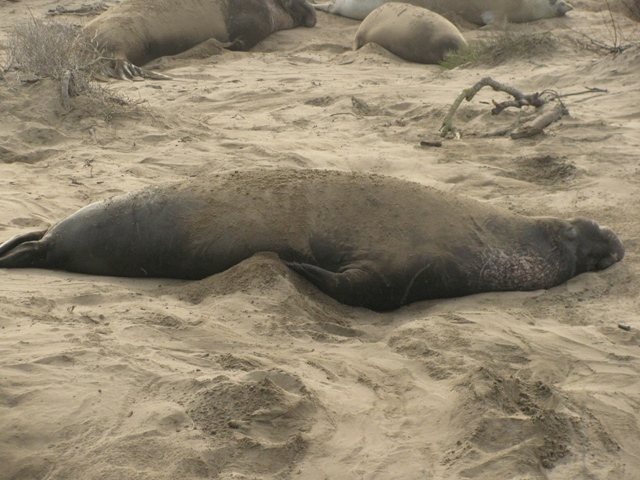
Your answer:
(565, 225), (577, 240)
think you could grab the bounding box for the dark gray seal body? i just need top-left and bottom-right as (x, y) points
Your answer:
(0, 170), (624, 311)
(84, 0), (317, 79)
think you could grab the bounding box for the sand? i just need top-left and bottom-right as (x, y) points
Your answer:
(0, 0), (639, 478)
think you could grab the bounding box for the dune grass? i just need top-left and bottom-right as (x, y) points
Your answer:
(440, 30), (556, 69)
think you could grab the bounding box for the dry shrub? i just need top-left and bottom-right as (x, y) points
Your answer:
(6, 20), (96, 80)
(620, 0), (640, 21)
(570, 0), (640, 55)
(440, 30), (556, 69)
(4, 18), (136, 119)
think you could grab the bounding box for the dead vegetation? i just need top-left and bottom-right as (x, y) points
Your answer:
(2, 17), (137, 119)
(440, 29), (556, 69)
(620, 0), (640, 22)
(441, 1), (639, 66)
(571, 0), (640, 55)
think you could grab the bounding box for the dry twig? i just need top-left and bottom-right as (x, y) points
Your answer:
(510, 103), (568, 139)
(440, 77), (548, 138)
(439, 77), (605, 139)
(570, 0), (640, 55)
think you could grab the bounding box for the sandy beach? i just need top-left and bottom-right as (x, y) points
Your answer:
(1, 0), (639, 478)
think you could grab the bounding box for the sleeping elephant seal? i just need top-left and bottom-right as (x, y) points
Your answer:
(0, 169), (624, 311)
(314, 0), (572, 24)
(84, 0), (317, 80)
(355, 4), (467, 64)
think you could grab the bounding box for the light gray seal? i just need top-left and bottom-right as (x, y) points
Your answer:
(354, 3), (467, 64)
(313, 0), (573, 24)
(0, 169), (624, 311)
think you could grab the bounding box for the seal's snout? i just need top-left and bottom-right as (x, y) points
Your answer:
(293, 0), (317, 27)
(558, 1), (573, 15)
(305, 14), (318, 27)
(598, 226), (625, 269)
(569, 218), (625, 272)
(595, 227), (624, 270)
(305, 8), (318, 27)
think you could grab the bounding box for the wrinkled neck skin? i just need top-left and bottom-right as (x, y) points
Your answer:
(468, 218), (576, 293)
(472, 216), (625, 294)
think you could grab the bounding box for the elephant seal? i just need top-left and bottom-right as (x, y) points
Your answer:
(354, 4), (467, 64)
(313, 0), (573, 24)
(0, 169), (624, 311)
(84, 0), (317, 80)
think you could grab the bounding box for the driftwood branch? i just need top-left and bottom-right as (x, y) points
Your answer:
(510, 102), (568, 139)
(439, 77), (607, 139)
(440, 77), (550, 138)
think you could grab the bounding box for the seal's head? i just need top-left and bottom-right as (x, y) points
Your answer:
(565, 218), (624, 273)
(551, 0), (573, 16)
(281, 0), (317, 27)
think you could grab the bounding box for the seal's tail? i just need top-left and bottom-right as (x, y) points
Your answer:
(0, 231), (48, 269)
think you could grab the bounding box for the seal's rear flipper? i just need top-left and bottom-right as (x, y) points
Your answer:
(0, 231), (47, 269)
(285, 261), (396, 311)
(0, 231), (46, 255)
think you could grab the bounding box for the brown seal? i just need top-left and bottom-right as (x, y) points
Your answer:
(84, 0), (317, 79)
(0, 169), (624, 311)
(354, 3), (467, 64)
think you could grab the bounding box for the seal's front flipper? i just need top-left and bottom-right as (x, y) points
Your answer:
(285, 261), (396, 311)
(102, 58), (172, 81)
(0, 231), (48, 269)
